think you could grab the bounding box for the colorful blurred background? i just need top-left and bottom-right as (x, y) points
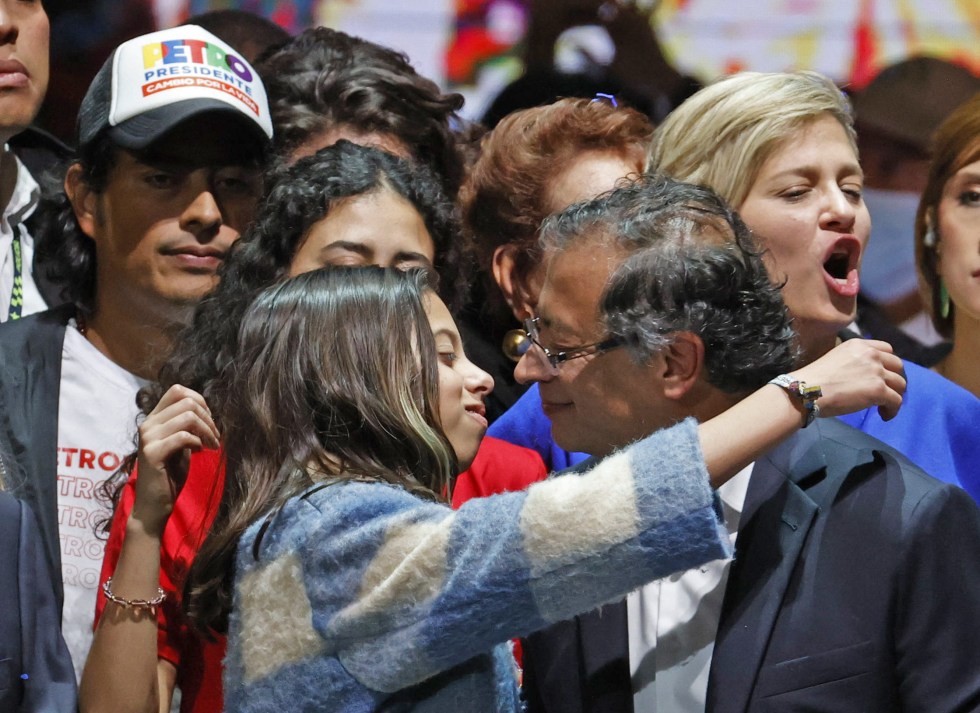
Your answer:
(40, 0), (980, 140)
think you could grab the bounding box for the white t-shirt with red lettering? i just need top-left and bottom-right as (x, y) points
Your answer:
(57, 324), (148, 680)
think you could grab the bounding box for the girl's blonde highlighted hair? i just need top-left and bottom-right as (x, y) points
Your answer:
(185, 267), (456, 635)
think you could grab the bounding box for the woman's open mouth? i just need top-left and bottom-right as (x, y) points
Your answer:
(822, 236), (862, 298)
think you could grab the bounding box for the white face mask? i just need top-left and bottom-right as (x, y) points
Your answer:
(860, 187), (921, 303)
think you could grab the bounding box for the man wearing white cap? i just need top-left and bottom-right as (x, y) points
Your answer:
(0, 24), (271, 681)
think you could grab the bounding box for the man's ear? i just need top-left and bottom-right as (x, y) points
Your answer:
(661, 332), (705, 401)
(492, 244), (531, 320)
(64, 164), (99, 240)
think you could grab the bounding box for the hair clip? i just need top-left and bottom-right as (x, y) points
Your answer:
(592, 93), (618, 107)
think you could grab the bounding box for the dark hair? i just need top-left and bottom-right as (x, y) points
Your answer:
(144, 140), (461, 422)
(461, 97), (653, 299)
(33, 134), (119, 312)
(34, 119), (268, 312)
(540, 174), (799, 393)
(255, 27), (465, 197)
(186, 10), (291, 63)
(480, 69), (658, 129)
(95, 140), (462, 530)
(916, 91), (980, 338)
(184, 267), (456, 634)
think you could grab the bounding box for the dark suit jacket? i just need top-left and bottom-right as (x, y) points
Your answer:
(0, 492), (76, 712)
(0, 304), (74, 609)
(522, 418), (980, 713)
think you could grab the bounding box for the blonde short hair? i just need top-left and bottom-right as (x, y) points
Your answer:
(647, 71), (856, 207)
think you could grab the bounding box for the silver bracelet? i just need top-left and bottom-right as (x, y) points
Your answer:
(102, 577), (166, 612)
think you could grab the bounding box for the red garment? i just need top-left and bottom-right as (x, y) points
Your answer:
(97, 437), (545, 712)
(96, 449), (225, 713)
(452, 436), (548, 507)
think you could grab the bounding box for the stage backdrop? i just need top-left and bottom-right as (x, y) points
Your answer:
(155, 0), (979, 120)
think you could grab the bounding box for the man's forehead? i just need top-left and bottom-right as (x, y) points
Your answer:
(537, 239), (624, 333)
(541, 237), (628, 292)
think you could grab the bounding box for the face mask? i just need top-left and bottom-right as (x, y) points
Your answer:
(860, 187), (921, 303)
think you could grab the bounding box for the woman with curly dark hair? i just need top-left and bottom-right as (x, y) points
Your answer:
(82, 140), (467, 713)
(146, 140), (463, 420)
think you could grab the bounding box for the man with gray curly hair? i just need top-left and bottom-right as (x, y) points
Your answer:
(515, 173), (980, 713)
(517, 174), (799, 457)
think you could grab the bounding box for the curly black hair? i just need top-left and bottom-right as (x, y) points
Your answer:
(96, 141), (467, 528)
(255, 27), (466, 198)
(141, 140), (464, 421)
(540, 173), (799, 394)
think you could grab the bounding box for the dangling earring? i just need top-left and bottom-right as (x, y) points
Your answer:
(502, 329), (530, 362)
(924, 227), (937, 248)
(939, 281), (951, 320)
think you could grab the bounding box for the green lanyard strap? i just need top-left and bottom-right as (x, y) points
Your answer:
(9, 231), (23, 320)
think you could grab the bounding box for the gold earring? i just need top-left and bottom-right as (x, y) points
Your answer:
(502, 329), (530, 362)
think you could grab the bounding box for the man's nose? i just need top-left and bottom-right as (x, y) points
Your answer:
(514, 343), (557, 385)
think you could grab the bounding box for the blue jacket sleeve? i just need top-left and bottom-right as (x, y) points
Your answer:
(247, 419), (729, 693)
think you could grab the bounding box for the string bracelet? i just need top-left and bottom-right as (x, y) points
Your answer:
(102, 577), (166, 613)
(767, 374), (822, 428)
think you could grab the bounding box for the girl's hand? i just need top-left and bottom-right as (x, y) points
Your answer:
(131, 385), (220, 537)
(790, 339), (906, 422)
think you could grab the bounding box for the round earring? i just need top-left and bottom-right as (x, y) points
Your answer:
(502, 329), (530, 362)
(939, 281), (951, 320)
(924, 227), (938, 248)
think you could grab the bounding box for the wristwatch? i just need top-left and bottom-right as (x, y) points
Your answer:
(768, 374), (822, 427)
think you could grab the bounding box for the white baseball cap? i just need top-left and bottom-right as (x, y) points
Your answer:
(77, 24), (273, 151)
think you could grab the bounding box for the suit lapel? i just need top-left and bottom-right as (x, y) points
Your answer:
(706, 427), (828, 713)
(30, 317), (65, 607)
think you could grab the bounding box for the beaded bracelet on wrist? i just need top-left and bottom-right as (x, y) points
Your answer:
(767, 374), (822, 428)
